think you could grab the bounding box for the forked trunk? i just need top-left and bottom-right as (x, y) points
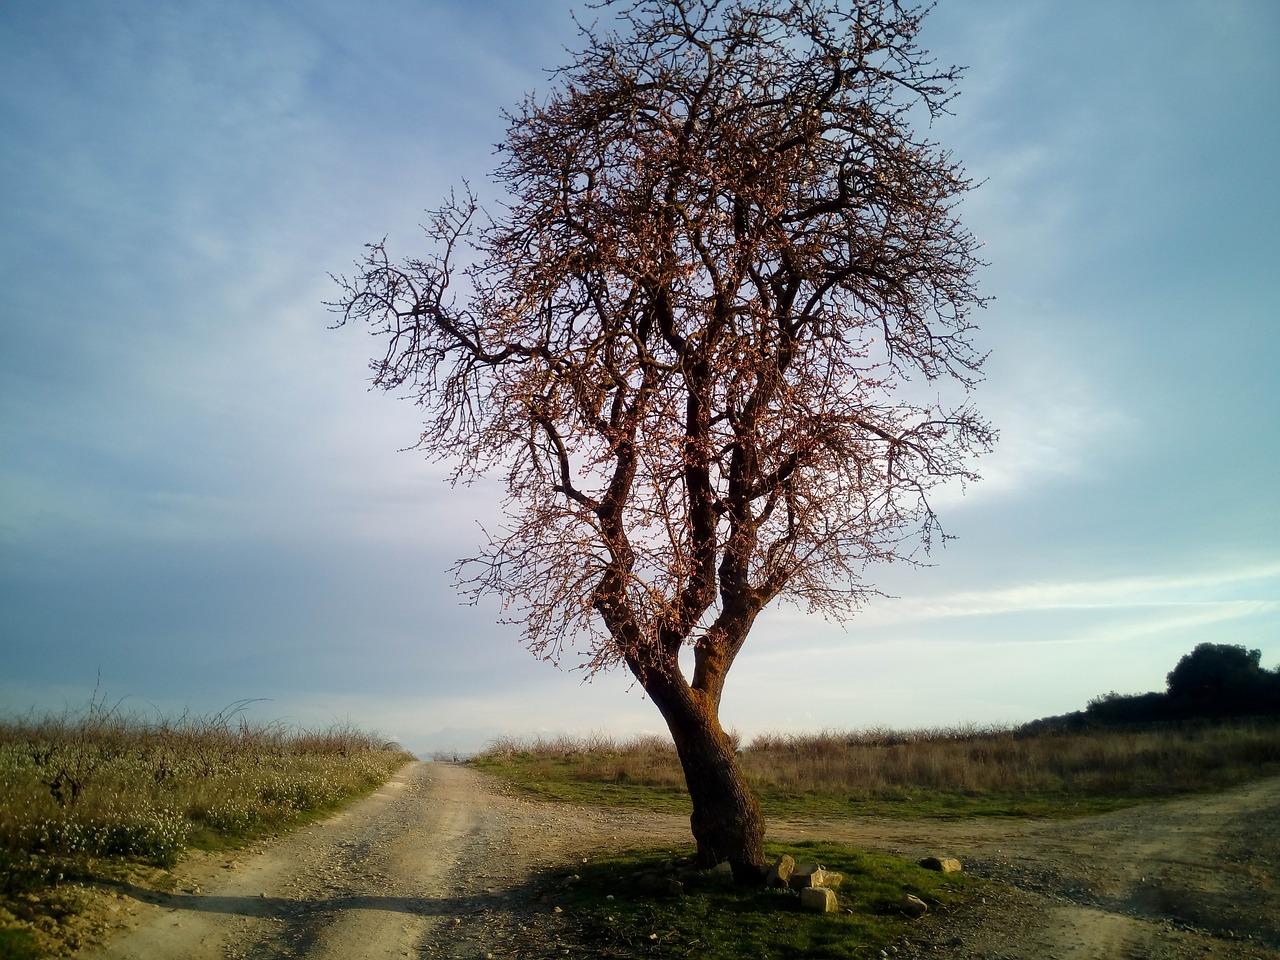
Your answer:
(662, 698), (766, 882)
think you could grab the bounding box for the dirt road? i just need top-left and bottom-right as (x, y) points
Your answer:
(83, 762), (1280, 959)
(83, 762), (686, 959)
(780, 777), (1280, 959)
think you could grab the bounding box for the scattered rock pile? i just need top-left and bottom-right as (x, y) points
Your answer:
(619, 852), (962, 917)
(764, 854), (846, 912)
(626, 857), (735, 899)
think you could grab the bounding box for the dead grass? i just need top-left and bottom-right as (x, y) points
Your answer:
(474, 720), (1280, 817)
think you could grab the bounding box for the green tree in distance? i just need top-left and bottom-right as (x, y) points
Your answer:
(1166, 643), (1276, 717)
(331, 0), (993, 879)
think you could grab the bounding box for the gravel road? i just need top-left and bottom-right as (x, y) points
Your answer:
(83, 761), (684, 959)
(81, 762), (1280, 959)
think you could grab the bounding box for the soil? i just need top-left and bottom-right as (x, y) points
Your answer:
(75, 762), (1280, 960)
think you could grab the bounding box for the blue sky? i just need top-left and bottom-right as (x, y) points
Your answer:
(2, 0), (1277, 756)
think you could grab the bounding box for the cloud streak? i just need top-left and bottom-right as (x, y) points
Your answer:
(911, 563), (1280, 619)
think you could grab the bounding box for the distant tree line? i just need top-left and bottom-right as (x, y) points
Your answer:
(1026, 643), (1280, 730)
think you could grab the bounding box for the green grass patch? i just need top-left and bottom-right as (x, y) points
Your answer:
(555, 841), (975, 959)
(0, 927), (42, 960)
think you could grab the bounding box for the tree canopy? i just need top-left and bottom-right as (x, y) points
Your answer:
(1166, 643), (1277, 717)
(331, 0), (992, 874)
(1061, 643), (1280, 728)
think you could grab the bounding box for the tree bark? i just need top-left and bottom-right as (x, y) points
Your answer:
(675, 715), (766, 882)
(643, 670), (767, 882)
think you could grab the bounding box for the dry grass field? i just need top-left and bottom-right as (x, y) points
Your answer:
(0, 700), (410, 956)
(4, 712), (1278, 958)
(474, 720), (1280, 817)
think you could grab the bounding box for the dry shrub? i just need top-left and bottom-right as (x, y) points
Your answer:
(475, 721), (1280, 811)
(741, 722), (1280, 799)
(479, 733), (685, 789)
(0, 701), (412, 870)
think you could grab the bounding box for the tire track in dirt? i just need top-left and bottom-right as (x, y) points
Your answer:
(779, 777), (1280, 959)
(82, 761), (686, 959)
(85, 764), (466, 958)
(83, 765), (1280, 960)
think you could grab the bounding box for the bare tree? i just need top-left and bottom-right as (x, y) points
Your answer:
(331, 0), (994, 880)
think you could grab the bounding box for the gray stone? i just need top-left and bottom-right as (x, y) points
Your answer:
(706, 861), (734, 882)
(783, 870), (844, 890)
(636, 872), (667, 893)
(799, 886), (838, 913)
(918, 857), (962, 873)
(635, 871), (685, 896)
(901, 894), (928, 917)
(788, 862), (827, 889)
(765, 854), (796, 888)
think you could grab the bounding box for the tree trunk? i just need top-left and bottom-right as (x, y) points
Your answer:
(659, 693), (766, 882)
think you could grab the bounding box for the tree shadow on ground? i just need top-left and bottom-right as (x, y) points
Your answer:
(99, 878), (513, 920)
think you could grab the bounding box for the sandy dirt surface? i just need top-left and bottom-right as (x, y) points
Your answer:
(779, 777), (1280, 959)
(79, 762), (1280, 959)
(80, 761), (685, 959)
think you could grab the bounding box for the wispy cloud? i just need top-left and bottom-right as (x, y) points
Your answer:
(2, 0), (1276, 745)
(883, 563), (1280, 623)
